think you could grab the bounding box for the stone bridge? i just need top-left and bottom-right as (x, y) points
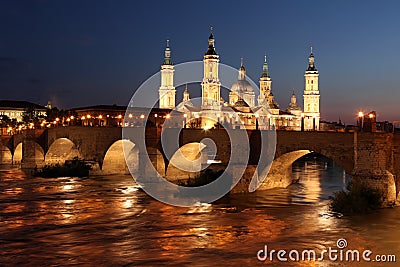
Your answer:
(1, 127), (399, 204)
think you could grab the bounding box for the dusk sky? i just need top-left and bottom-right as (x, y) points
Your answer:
(1, 0), (399, 123)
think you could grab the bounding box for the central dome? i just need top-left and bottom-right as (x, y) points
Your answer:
(231, 79), (254, 93)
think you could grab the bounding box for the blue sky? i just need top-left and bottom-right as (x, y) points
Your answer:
(0, 0), (399, 123)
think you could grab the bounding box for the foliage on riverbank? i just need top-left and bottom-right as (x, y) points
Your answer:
(329, 182), (383, 214)
(34, 157), (92, 178)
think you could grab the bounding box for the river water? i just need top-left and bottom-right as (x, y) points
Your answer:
(1, 155), (399, 266)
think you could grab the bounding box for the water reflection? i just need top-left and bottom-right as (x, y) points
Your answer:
(0, 156), (398, 266)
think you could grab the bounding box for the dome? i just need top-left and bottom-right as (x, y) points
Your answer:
(234, 98), (250, 108)
(230, 79), (254, 94)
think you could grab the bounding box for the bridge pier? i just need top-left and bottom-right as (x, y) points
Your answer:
(352, 132), (397, 206)
(21, 130), (44, 170)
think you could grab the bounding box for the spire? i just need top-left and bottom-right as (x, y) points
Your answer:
(162, 39), (173, 65)
(307, 46), (317, 71)
(261, 54), (269, 78)
(205, 25), (217, 56)
(238, 58), (246, 80)
(183, 83), (190, 102)
(291, 90), (297, 104)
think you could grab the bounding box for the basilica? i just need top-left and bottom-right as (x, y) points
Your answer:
(158, 29), (320, 131)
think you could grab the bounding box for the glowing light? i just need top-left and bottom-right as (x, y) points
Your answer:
(166, 114), (171, 119)
(203, 125), (211, 130)
(301, 113), (304, 118)
(255, 114), (259, 118)
(217, 113), (220, 118)
(66, 118), (70, 122)
(118, 115), (122, 119)
(81, 116), (85, 120)
(128, 114), (133, 118)
(154, 114), (158, 118)
(358, 111), (364, 118)
(86, 114), (91, 119)
(369, 113), (374, 119)
(98, 115), (103, 119)
(55, 117), (60, 122)
(70, 116), (74, 120)
(140, 114), (145, 119)
(183, 113), (187, 118)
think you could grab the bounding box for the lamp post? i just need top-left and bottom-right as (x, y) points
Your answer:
(165, 113), (170, 128)
(183, 113), (187, 128)
(312, 115), (316, 131)
(358, 111), (364, 132)
(255, 114), (259, 130)
(267, 114), (271, 130)
(301, 113), (305, 131)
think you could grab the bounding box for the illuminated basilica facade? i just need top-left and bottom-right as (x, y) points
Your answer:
(159, 29), (320, 131)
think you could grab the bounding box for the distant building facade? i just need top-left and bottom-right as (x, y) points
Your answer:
(0, 100), (47, 122)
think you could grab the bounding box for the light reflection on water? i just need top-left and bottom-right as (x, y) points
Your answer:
(0, 156), (399, 266)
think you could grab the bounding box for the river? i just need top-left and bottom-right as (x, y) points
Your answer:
(0, 155), (399, 266)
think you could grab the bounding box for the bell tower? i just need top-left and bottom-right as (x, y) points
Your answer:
(258, 55), (272, 106)
(303, 47), (320, 130)
(159, 39), (176, 109)
(201, 26), (221, 109)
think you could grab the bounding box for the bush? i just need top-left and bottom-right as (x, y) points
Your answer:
(34, 157), (92, 178)
(329, 182), (383, 214)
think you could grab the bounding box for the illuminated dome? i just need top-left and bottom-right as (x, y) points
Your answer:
(230, 63), (254, 94)
(231, 79), (254, 94)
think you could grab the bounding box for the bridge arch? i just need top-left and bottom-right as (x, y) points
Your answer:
(45, 138), (81, 165)
(258, 149), (353, 191)
(13, 143), (23, 165)
(0, 144), (12, 165)
(102, 139), (139, 175)
(12, 142), (45, 166)
(165, 142), (208, 181)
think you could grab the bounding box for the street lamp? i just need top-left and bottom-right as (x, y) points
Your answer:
(358, 111), (364, 132)
(183, 113), (187, 128)
(301, 113), (305, 131)
(312, 114), (316, 131)
(255, 113), (259, 130)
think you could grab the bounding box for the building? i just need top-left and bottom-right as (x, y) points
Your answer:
(0, 100), (47, 122)
(71, 105), (172, 127)
(303, 47), (320, 130)
(158, 28), (321, 131)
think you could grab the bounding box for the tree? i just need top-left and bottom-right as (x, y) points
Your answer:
(22, 107), (44, 125)
(0, 115), (11, 128)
